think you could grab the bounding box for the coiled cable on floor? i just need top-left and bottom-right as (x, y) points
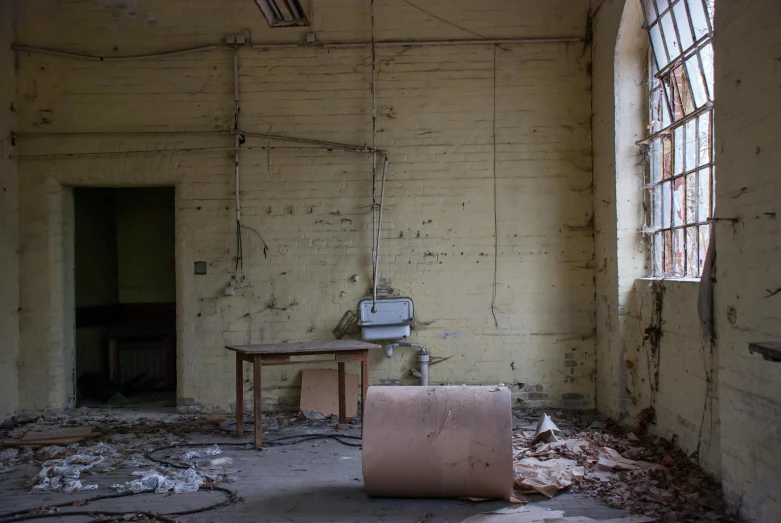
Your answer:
(0, 485), (237, 523)
(0, 433), (362, 523)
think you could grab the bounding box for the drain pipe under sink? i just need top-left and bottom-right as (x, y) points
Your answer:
(385, 342), (430, 386)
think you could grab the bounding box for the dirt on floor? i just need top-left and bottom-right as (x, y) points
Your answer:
(511, 409), (733, 523)
(0, 406), (734, 522)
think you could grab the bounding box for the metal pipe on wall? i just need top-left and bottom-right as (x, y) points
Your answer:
(12, 37), (585, 63)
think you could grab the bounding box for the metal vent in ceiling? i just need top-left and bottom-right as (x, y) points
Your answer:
(254, 0), (309, 27)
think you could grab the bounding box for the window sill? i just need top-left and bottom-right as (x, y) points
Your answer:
(636, 277), (700, 284)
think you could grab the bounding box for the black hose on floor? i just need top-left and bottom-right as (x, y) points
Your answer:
(146, 434), (362, 468)
(0, 485), (237, 523)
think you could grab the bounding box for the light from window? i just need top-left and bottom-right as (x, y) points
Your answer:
(641, 0), (715, 278)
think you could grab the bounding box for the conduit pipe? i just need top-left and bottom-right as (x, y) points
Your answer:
(371, 154), (388, 311)
(370, 0), (378, 313)
(11, 43), (233, 61)
(252, 36), (584, 51)
(384, 342), (429, 386)
(12, 37), (584, 63)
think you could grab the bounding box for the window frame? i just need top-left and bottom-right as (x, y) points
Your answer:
(639, 0), (715, 279)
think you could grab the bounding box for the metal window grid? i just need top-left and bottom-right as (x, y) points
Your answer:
(640, 0), (715, 278)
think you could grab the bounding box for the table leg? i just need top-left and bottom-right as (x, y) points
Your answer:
(235, 355), (244, 438)
(253, 356), (263, 449)
(361, 349), (369, 421)
(337, 361), (347, 424)
(108, 338), (118, 381)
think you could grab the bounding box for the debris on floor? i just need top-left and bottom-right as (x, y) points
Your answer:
(461, 505), (655, 522)
(512, 411), (733, 522)
(2, 426), (93, 447)
(531, 414), (562, 444)
(513, 457), (584, 498)
(112, 467), (204, 494)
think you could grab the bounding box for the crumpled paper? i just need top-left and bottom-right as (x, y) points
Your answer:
(112, 467), (203, 494)
(31, 454), (104, 493)
(531, 413), (562, 444)
(596, 447), (656, 472)
(513, 457), (584, 498)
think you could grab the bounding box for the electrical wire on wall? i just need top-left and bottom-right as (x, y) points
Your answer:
(490, 44), (499, 328)
(370, 0), (379, 313)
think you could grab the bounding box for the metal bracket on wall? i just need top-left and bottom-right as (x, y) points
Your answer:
(748, 342), (781, 362)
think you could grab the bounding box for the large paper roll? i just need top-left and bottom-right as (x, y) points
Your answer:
(362, 386), (512, 499)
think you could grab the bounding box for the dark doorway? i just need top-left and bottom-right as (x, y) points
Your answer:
(74, 187), (176, 409)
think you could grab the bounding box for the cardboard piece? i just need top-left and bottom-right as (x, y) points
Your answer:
(299, 368), (359, 417)
(363, 386), (513, 500)
(3, 427), (93, 448)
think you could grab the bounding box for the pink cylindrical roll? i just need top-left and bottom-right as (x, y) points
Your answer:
(362, 386), (512, 499)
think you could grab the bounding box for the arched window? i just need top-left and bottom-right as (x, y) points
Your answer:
(640, 0), (715, 278)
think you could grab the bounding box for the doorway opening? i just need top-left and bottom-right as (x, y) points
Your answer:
(74, 187), (176, 412)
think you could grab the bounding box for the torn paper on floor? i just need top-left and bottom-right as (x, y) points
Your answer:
(595, 447), (657, 472)
(513, 457), (584, 498)
(543, 517), (655, 523)
(112, 467), (203, 494)
(31, 454), (105, 493)
(461, 506), (655, 523)
(531, 414), (562, 444)
(461, 505), (565, 522)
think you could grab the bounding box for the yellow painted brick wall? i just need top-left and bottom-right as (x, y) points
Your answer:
(13, 0), (595, 413)
(0, 0), (20, 420)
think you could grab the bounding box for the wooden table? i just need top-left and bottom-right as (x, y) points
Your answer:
(225, 340), (381, 449)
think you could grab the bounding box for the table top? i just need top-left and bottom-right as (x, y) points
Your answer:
(225, 340), (382, 355)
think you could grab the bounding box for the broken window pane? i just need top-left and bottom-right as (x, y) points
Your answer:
(711, 166), (716, 214)
(686, 173), (697, 223)
(649, 88), (661, 133)
(687, 0), (710, 39)
(664, 230), (673, 274)
(649, 24), (668, 68)
(673, 228), (685, 276)
(653, 233), (664, 275)
(686, 227), (699, 277)
(660, 13), (680, 61)
(673, 177), (684, 227)
(700, 44), (714, 98)
(662, 181), (672, 228)
(650, 139), (662, 182)
(673, 127), (684, 175)
(662, 136), (673, 179)
(673, 1), (694, 51)
(686, 56), (707, 107)
(674, 65), (695, 116)
(698, 112), (711, 165)
(642, 0), (715, 278)
(685, 119), (697, 171)
(698, 224), (710, 273)
(697, 168), (711, 221)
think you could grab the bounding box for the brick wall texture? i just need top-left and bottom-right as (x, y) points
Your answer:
(9, 0), (595, 413)
(592, 0), (781, 521)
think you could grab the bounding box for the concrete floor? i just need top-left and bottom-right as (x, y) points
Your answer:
(0, 421), (631, 523)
